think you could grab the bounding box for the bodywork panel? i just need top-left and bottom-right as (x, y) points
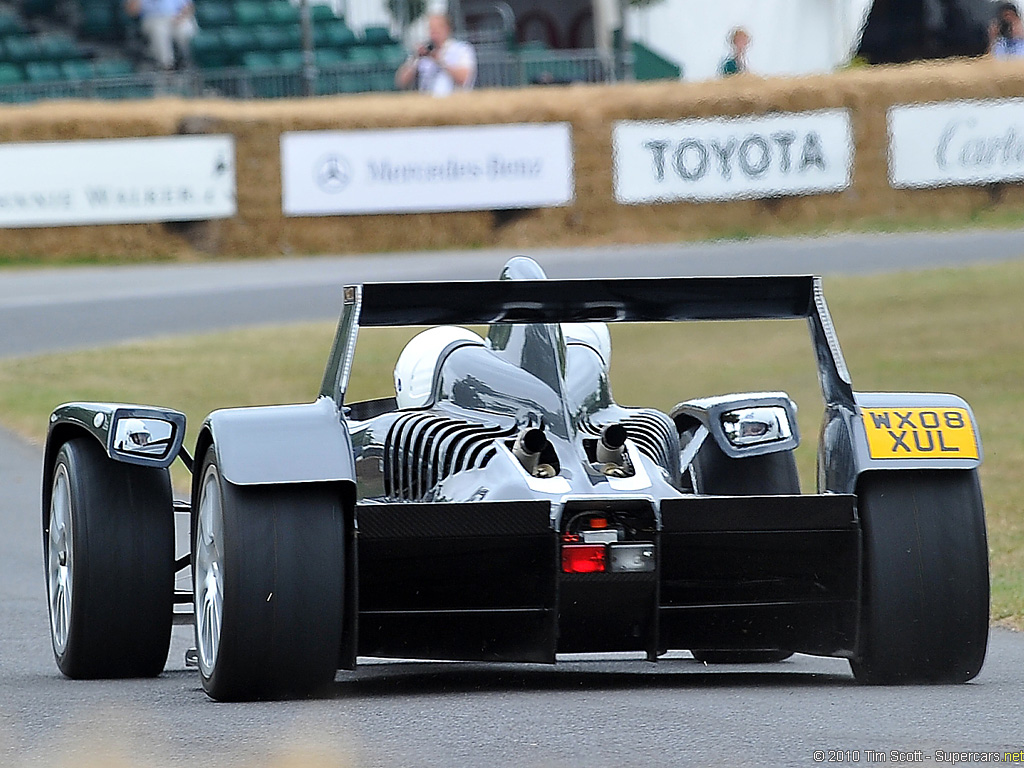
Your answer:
(204, 397), (356, 486)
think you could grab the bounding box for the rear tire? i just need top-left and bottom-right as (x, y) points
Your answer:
(46, 437), (173, 678)
(683, 428), (799, 664)
(685, 430), (801, 496)
(193, 446), (345, 701)
(850, 470), (988, 685)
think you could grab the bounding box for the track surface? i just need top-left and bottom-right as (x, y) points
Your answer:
(2, 231), (1024, 767)
(4, 228), (1024, 357)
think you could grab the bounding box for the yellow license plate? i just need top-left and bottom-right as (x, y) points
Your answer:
(861, 407), (978, 460)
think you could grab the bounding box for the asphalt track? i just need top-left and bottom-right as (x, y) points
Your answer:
(2, 231), (1024, 767)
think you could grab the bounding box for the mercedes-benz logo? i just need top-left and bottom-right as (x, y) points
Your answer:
(315, 154), (352, 193)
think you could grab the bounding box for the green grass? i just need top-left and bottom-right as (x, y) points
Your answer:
(1, 260), (1022, 625)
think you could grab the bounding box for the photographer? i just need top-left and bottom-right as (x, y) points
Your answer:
(395, 13), (477, 96)
(990, 2), (1024, 59)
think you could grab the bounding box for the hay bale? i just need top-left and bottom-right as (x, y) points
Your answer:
(6, 59), (1024, 262)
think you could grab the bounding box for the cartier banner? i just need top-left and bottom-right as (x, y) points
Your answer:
(888, 99), (1024, 188)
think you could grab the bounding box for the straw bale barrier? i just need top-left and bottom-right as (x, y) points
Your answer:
(4, 57), (1024, 261)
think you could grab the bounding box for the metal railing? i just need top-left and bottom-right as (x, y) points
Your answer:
(0, 48), (613, 103)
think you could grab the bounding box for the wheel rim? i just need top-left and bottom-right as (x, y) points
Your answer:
(48, 464), (73, 656)
(194, 464), (225, 678)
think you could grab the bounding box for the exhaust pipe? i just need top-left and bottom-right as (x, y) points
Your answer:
(596, 423), (628, 465)
(513, 428), (550, 476)
(596, 424), (631, 477)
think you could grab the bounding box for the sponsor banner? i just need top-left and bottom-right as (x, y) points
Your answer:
(888, 99), (1024, 188)
(0, 136), (236, 228)
(612, 110), (853, 204)
(280, 123), (574, 216)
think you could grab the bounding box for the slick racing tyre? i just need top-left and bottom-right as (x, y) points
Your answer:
(683, 427), (798, 664)
(850, 470), (988, 685)
(192, 446), (345, 701)
(46, 437), (174, 678)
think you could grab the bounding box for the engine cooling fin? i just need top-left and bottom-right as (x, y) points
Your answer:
(581, 409), (681, 481)
(384, 412), (516, 500)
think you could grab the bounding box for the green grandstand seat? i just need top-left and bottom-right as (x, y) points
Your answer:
(234, 0), (270, 25)
(78, 1), (121, 40)
(195, 1), (234, 27)
(377, 42), (405, 67)
(313, 47), (345, 67)
(309, 3), (334, 23)
(21, 0), (59, 17)
(367, 70), (394, 92)
(0, 9), (27, 37)
(361, 25), (393, 45)
(3, 36), (42, 63)
(266, 1), (298, 24)
(190, 29), (230, 68)
(24, 61), (62, 81)
(93, 56), (134, 77)
(0, 62), (23, 84)
(314, 20), (355, 48)
(38, 34), (84, 62)
(252, 23), (298, 50)
(276, 48), (304, 69)
(242, 50), (275, 69)
(218, 25), (257, 62)
(339, 73), (369, 92)
(61, 59), (95, 79)
(346, 45), (378, 64)
(316, 71), (368, 95)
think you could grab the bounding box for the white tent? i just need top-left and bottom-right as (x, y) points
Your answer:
(624, 0), (874, 81)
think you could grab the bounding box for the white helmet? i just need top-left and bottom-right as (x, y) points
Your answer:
(394, 326), (485, 409)
(117, 418), (152, 450)
(562, 322), (612, 370)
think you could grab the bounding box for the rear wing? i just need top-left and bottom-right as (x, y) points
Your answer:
(319, 275), (854, 410)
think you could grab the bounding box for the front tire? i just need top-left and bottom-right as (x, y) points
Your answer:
(193, 446), (345, 701)
(850, 470), (988, 685)
(46, 437), (174, 678)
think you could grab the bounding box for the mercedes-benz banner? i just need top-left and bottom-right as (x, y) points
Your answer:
(0, 135), (236, 228)
(613, 110), (853, 204)
(280, 123), (574, 216)
(888, 99), (1024, 188)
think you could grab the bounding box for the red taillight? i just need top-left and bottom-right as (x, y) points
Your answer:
(562, 544), (606, 573)
(589, 517), (608, 529)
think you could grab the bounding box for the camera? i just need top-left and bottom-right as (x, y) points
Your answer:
(424, 41), (435, 54)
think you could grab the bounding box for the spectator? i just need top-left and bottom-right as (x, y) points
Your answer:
(125, 0), (197, 71)
(990, 3), (1024, 59)
(395, 13), (476, 96)
(719, 27), (751, 77)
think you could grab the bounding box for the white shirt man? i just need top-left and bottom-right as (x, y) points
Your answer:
(396, 14), (477, 96)
(126, 0), (197, 70)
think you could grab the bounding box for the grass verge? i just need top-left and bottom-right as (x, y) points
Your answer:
(1, 208), (1024, 269)
(0, 260), (1021, 626)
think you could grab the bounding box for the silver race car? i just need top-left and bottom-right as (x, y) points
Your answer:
(42, 257), (988, 700)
